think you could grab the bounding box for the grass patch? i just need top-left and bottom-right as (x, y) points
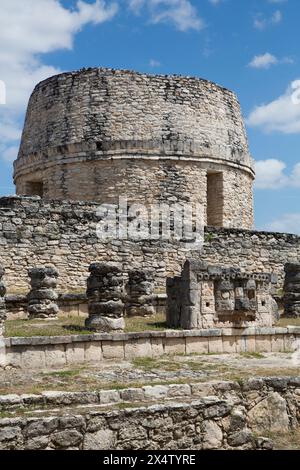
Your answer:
(5, 313), (168, 338)
(43, 368), (84, 379)
(124, 314), (167, 332)
(132, 355), (232, 374)
(4, 317), (90, 337)
(132, 356), (182, 372)
(277, 317), (300, 327)
(266, 430), (300, 450)
(240, 352), (265, 359)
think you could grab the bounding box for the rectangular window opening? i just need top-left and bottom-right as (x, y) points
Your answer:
(25, 181), (44, 197)
(207, 171), (224, 227)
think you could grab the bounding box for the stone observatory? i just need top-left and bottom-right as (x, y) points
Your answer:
(14, 68), (255, 229)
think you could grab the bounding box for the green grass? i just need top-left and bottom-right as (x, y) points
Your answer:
(7, 311), (300, 339)
(4, 313), (168, 338)
(124, 313), (167, 332)
(240, 352), (265, 359)
(43, 368), (84, 379)
(4, 317), (90, 337)
(132, 356), (182, 372)
(265, 430), (300, 450)
(277, 317), (300, 327)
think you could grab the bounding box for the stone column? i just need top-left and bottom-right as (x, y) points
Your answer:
(27, 267), (59, 319)
(85, 263), (125, 331)
(284, 263), (300, 317)
(0, 266), (7, 367)
(126, 270), (155, 317)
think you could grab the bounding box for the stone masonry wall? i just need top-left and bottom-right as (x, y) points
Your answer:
(0, 196), (299, 294)
(14, 67), (254, 229)
(17, 68), (253, 169)
(1, 376), (300, 450)
(15, 159), (253, 229)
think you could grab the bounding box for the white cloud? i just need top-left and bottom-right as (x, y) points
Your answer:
(128, 0), (144, 13)
(265, 213), (300, 235)
(249, 53), (278, 69)
(272, 10), (282, 24)
(255, 159), (288, 189)
(248, 53), (294, 70)
(0, 0), (118, 165)
(254, 10), (282, 30)
(247, 80), (300, 133)
(149, 59), (161, 67)
(255, 159), (300, 189)
(128, 0), (204, 32)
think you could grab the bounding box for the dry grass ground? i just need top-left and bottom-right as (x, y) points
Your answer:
(4, 314), (300, 338)
(0, 352), (299, 396)
(267, 430), (300, 450)
(4, 313), (167, 337)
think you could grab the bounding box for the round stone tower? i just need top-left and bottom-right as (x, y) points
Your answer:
(14, 68), (255, 229)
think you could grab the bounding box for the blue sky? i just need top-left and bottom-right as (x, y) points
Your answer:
(0, 0), (300, 233)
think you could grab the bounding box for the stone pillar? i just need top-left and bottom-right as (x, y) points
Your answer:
(126, 270), (155, 317)
(27, 267), (59, 319)
(0, 266), (7, 367)
(284, 263), (300, 317)
(85, 263), (125, 331)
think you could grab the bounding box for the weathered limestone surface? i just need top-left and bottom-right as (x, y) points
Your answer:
(85, 263), (125, 332)
(0, 266), (6, 366)
(283, 263), (300, 317)
(126, 270), (155, 316)
(0, 398), (271, 451)
(1, 376), (300, 450)
(14, 68), (254, 230)
(27, 267), (59, 319)
(0, 197), (299, 294)
(167, 259), (278, 329)
(0, 266), (6, 335)
(4, 327), (300, 369)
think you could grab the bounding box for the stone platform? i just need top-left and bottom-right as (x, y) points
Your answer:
(2, 326), (300, 369)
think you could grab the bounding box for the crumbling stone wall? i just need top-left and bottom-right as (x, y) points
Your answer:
(0, 266), (6, 366)
(85, 263), (125, 331)
(0, 266), (6, 335)
(126, 270), (155, 317)
(167, 260), (278, 329)
(283, 263), (300, 317)
(0, 197), (299, 294)
(14, 68), (254, 229)
(1, 376), (300, 450)
(27, 267), (59, 319)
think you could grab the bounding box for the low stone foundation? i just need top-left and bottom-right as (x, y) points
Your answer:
(0, 399), (269, 451)
(3, 327), (300, 369)
(0, 196), (299, 295)
(1, 376), (300, 450)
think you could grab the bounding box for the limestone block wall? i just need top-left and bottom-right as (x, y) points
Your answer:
(0, 376), (300, 449)
(0, 196), (299, 295)
(203, 227), (300, 291)
(4, 327), (300, 370)
(14, 68), (255, 230)
(167, 261), (277, 330)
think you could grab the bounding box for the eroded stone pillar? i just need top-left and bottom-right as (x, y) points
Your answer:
(126, 270), (155, 317)
(85, 263), (125, 331)
(284, 263), (300, 317)
(27, 267), (59, 319)
(0, 266), (7, 367)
